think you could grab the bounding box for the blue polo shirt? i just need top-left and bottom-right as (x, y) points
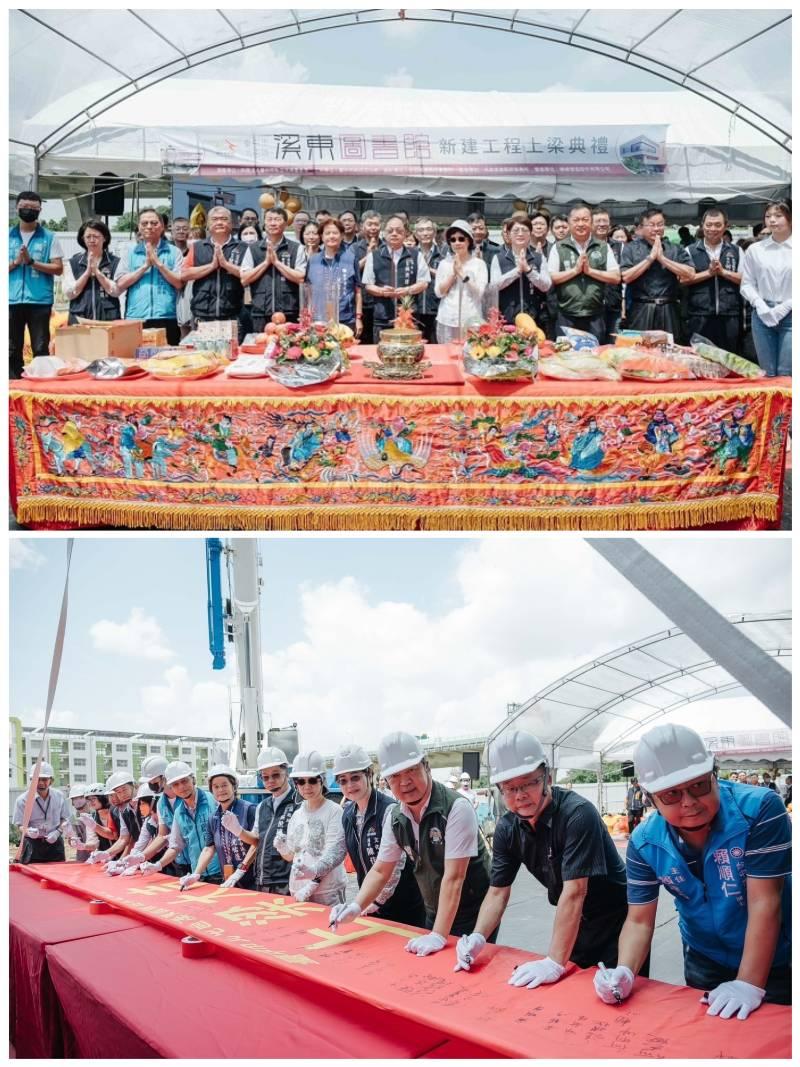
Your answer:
(157, 792), (190, 867)
(204, 797), (256, 870)
(626, 781), (791, 969)
(305, 247), (360, 323)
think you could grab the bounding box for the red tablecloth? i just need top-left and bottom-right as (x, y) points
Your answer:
(10, 355), (790, 531)
(9, 869), (142, 1058)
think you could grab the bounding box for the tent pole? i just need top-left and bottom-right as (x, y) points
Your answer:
(597, 754), (604, 813)
(33, 151), (40, 192)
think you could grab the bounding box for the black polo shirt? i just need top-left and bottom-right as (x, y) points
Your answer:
(620, 236), (692, 303)
(491, 787), (627, 923)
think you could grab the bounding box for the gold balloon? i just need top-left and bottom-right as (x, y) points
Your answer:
(259, 191), (275, 209)
(279, 188), (290, 204)
(513, 199), (528, 211)
(285, 196), (302, 213)
(285, 209), (296, 224)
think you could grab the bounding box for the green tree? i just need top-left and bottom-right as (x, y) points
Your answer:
(566, 761), (625, 784)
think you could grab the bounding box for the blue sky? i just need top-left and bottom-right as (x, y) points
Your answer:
(10, 536), (791, 754)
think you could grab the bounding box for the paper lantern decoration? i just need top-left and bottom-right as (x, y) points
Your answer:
(513, 199), (528, 211)
(285, 196), (302, 213)
(259, 191), (276, 210)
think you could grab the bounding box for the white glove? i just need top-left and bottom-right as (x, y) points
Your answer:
(705, 980), (766, 1021)
(25, 827), (41, 839)
(293, 880), (316, 902)
(361, 902), (380, 916)
(454, 932), (487, 972)
(593, 965), (635, 1004)
(273, 831), (290, 858)
(508, 956), (566, 988)
(105, 861), (123, 875)
(221, 810), (243, 838)
(87, 850), (106, 864)
(120, 864), (142, 877)
(79, 812), (96, 827)
(180, 872), (201, 889)
(222, 867), (246, 889)
(98, 850), (116, 865)
(293, 855), (320, 880)
(405, 931), (448, 957)
(46, 830), (60, 844)
(757, 305), (781, 328)
(329, 901), (362, 929)
(127, 849), (146, 865)
(139, 861), (162, 876)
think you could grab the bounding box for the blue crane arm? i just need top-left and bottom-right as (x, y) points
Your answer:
(206, 538), (226, 670)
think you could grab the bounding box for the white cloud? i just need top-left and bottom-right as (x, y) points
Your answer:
(178, 43), (308, 84)
(384, 66), (414, 88)
(139, 664), (231, 738)
(10, 540), (46, 571)
(90, 607), (175, 662)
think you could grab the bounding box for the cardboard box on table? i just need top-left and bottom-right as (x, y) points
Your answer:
(54, 320), (142, 361)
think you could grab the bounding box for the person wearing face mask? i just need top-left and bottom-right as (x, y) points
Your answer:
(236, 222), (262, 340)
(681, 208), (744, 355)
(453, 730), (630, 988)
(9, 190), (64, 378)
(223, 747), (302, 891)
(240, 206), (307, 330)
(490, 217), (551, 328)
(595, 725), (791, 1019)
(14, 762), (72, 864)
(620, 208), (695, 341)
(548, 203), (621, 343)
(414, 217), (443, 342)
(740, 200), (792, 377)
(181, 206), (245, 335)
(86, 771), (143, 870)
(133, 755), (192, 878)
(177, 766), (256, 890)
(362, 215), (431, 342)
(117, 208), (184, 345)
(434, 221), (488, 344)
(62, 219), (123, 325)
(305, 218), (362, 335)
(137, 761), (222, 883)
(331, 745), (426, 927)
(66, 786), (99, 862)
(112, 783), (169, 876)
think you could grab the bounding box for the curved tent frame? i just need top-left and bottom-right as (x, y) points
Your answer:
(486, 611), (791, 768)
(12, 8), (792, 167)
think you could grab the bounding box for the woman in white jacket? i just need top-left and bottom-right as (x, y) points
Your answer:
(740, 201), (792, 377)
(275, 750), (347, 906)
(434, 220), (488, 344)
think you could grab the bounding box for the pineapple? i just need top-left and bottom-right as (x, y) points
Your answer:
(393, 295), (417, 331)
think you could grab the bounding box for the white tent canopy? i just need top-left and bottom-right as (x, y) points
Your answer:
(486, 612), (792, 772)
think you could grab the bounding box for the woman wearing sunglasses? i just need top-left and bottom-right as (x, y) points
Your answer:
(596, 724), (791, 1020)
(276, 750), (347, 905)
(434, 219), (488, 344)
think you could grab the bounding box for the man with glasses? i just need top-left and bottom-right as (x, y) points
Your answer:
(138, 761), (222, 884)
(118, 207), (184, 345)
(329, 731), (493, 956)
(595, 725), (791, 1019)
(362, 216), (431, 342)
(454, 729), (629, 987)
(548, 203), (621, 343)
(620, 207), (695, 341)
(221, 746), (301, 892)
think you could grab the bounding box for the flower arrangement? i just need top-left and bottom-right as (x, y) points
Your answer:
(265, 310), (345, 387)
(462, 309), (539, 380)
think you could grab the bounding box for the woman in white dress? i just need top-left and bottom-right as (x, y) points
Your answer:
(276, 750), (347, 906)
(434, 220), (488, 344)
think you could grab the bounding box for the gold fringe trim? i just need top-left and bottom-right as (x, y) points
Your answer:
(16, 495), (779, 531)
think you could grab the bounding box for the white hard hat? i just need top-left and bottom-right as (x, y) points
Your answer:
(290, 750), (326, 778)
(141, 755), (168, 781)
(447, 775), (459, 786)
(37, 762), (55, 779)
(85, 782), (107, 797)
(69, 784), (87, 799)
(135, 782), (158, 801)
(377, 731), (425, 777)
(106, 770), (136, 792)
(460, 772), (471, 781)
(488, 730), (547, 786)
(257, 746), (289, 771)
(332, 744), (371, 776)
(634, 724), (715, 794)
(208, 763), (238, 787)
(164, 760), (194, 786)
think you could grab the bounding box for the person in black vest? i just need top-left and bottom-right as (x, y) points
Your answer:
(224, 746), (301, 892)
(681, 208), (744, 353)
(239, 206), (306, 330)
(338, 210), (360, 252)
(413, 217), (443, 342)
(625, 777), (646, 834)
(454, 729), (633, 989)
(467, 212), (502, 266)
(548, 203), (621, 343)
(620, 208), (695, 341)
(181, 206), (245, 331)
(62, 219), (123, 323)
(351, 210), (383, 343)
(90, 771), (143, 871)
(330, 732), (494, 956)
(332, 744), (426, 927)
(489, 217), (551, 327)
(362, 216), (431, 342)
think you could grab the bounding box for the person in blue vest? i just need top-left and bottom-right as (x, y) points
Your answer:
(595, 724), (791, 1019)
(330, 743), (426, 927)
(9, 190), (64, 378)
(117, 208), (184, 345)
(548, 204), (621, 343)
(305, 218), (362, 335)
(362, 216), (431, 342)
(681, 208), (744, 354)
(62, 218), (123, 324)
(137, 755), (192, 878)
(177, 765), (256, 890)
(138, 760), (222, 883)
(239, 206), (306, 329)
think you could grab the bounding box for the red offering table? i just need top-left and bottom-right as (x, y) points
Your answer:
(10, 348), (790, 530)
(13, 863), (791, 1060)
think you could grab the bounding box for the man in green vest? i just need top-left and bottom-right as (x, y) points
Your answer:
(548, 203), (621, 343)
(329, 731), (494, 956)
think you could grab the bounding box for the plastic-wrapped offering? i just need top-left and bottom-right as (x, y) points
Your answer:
(557, 327), (600, 351)
(666, 351), (732, 379)
(611, 352), (694, 380)
(691, 335), (766, 379)
(538, 354), (622, 380)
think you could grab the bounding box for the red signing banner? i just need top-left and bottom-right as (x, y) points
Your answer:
(15, 864), (791, 1060)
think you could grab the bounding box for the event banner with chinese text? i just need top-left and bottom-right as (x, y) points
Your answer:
(158, 123), (669, 178)
(10, 376), (789, 531)
(14, 864), (791, 1060)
